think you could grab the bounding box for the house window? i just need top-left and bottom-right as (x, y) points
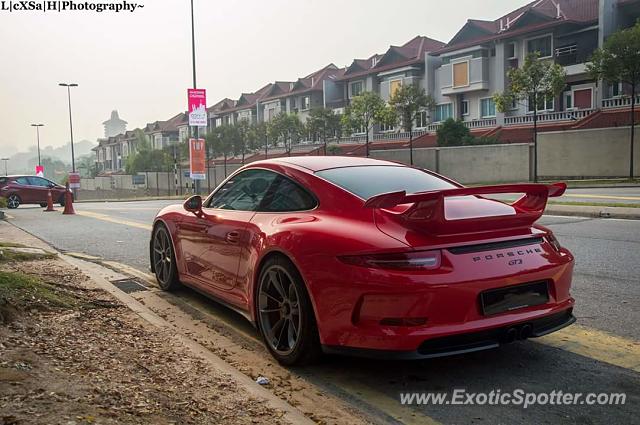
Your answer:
(461, 100), (469, 116)
(452, 61), (469, 88)
(415, 110), (428, 128)
(527, 35), (552, 58)
(528, 94), (554, 112)
(351, 81), (363, 97)
(564, 91), (573, 110)
(215, 118), (222, 127)
(290, 98), (297, 109)
(480, 98), (496, 118)
(506, 42), (517, 59)
(389, 79), (402, 99)
(434, 103), (453, 122)
(380, 122), (394, 132)
(609, 82), (623, 98)
(301, 96), (310, 111)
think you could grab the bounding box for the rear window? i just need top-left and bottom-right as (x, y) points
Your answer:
(0, 177), (7, 186)
(316, 166), (456, 199)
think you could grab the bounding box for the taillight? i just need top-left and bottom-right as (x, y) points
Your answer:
(338, 250), (442, 270)
(545, 233), (562, 252)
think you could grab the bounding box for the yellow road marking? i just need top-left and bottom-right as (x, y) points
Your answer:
(75, 210), (152, 231)
(563, 194), (640, 201)
(538, 324), (640, 372)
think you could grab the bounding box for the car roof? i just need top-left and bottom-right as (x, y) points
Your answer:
(259, 156), (402, 172)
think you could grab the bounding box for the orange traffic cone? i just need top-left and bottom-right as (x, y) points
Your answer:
(44, 190), (55, 212)
(62, 183), (75, 215)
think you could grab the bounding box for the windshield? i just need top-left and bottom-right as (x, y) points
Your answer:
(316, 166), (457, 200)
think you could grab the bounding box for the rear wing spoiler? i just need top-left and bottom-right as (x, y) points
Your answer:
(364, 182), (567, 233)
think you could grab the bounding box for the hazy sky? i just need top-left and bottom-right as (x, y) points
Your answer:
(0, 0), (531, 156)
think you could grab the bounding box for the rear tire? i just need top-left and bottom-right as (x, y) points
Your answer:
(7, 195), (20, 209)
(58, 193), (73, 207)
(256, 255), (321, 366)
(152, 225), (180, 291)
(39, 203), (47, 208)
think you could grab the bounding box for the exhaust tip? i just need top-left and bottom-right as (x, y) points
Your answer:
(505, 327), (518, 343)
(519, 324), (533, 340)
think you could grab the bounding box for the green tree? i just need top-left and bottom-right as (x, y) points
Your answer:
(494, 52), (566, 182)
(268, 113), (304, 156)
(389, 84), (436, 165)
(326, 144), (341, 155)
(306, 108), (342, 154)
(125, 130), (172, 174)
(77, 154), (98, 178)
(588, 22), (640, 179)
(248, 121), (269, 158)
(207, 125), (234, 177)
(235, 120), (251, 163)
(341, 91), (397, 157)
(436, 118), (498, 147)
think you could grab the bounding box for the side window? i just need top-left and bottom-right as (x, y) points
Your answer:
(207, 169), (277, 211)
(15, 177), (30, 185)
(27, 177), (50, 187)
(258, 175), (317, 212)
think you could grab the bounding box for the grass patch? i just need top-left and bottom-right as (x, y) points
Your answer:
(0, 242), (27, 248)
(0, 270), (77, 310)
(0, 248), (55, 263)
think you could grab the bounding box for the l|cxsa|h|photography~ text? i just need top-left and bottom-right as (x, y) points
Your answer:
(0, 1), (143, 13)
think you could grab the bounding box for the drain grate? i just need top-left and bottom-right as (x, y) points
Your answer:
(111, 278), (148, 294)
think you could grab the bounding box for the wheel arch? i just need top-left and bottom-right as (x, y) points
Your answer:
(150, 218), (181, 274)
(250, 249), (320, 327)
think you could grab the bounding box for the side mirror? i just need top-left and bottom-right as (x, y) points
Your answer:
(48, 183), (56, 188)
(183, 195), (203, 215)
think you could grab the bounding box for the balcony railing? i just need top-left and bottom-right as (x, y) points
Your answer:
(602, 95), (640, 109)
(426, 122), (442, 132)
(464, 118), (497, 129)
(504, 109), (595, 126)
(372, 129), (428, 141)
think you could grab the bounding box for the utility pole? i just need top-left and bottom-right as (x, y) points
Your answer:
(1, 158), (8, 176)
(189, 0), (200, 195)
(31, 124), (44, 168)
(59, 83), (78, 173)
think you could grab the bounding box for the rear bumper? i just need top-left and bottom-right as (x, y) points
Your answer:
(322, 309), (575, 360)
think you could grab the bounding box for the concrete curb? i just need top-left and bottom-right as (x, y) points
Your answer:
(545, 205), (640, 220)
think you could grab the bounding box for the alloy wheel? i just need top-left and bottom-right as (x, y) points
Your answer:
(7, 195), (19, 209)
(258, 265), (302, 356)
(153, 228), (173, 287)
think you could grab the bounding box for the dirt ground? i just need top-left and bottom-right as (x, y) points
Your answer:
(0, 256), (286, 425)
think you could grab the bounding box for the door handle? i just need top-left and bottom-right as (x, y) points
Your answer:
(226, 231), (240, 244)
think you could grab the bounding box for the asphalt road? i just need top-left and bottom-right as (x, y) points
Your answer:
(487, 186), (640, 205)
(4, 199), (640, 424)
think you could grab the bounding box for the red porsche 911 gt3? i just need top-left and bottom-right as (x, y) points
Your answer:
(150, 156), (575, 365)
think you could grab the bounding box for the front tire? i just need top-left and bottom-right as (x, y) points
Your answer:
(7, 195), (20, 209)
(152, 225), (180, 291)
(257, 256), (321, 365)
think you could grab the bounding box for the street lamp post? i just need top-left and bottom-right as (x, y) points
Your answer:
(1, 158), (8, 176)
(59, 83), (78, 173)
(30, 124), (44, 168)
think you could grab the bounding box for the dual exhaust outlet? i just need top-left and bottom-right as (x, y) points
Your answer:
(503, 324), (533, 343)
